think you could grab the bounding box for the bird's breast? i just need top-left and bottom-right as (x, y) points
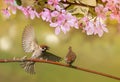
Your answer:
(31, 48), (43, 59)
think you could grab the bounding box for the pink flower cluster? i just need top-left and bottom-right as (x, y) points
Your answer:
(1, 0), (114, 37)
(18, 6), (40, 19)
(40, 0), (78, 34)
(95, 0), (120, 23)
(4, 0), (14, 4)
(1, 0), (16, 18)
(1, 0), (40, 19)
(1, 8), (11, 18)
(105, 0), (120, 23)
(83, 17), (108, 37)
(95, 5), (108, 20)
(41, 8), (79, 34)
(48, 0), (66, 6)
(48, 0), (61, 6)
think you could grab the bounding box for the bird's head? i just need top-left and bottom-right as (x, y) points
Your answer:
(68, 46), (72, 50)
(40, 45), (49, 52)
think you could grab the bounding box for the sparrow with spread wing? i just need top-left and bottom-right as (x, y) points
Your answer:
(65, 46), (76, 66)
(21, 25), (62, 74)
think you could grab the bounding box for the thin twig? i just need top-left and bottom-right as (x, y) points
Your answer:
(0, 58), (120, 80)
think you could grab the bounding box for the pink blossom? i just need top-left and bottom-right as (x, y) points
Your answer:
(4, 0), (14, 4)
(17, 6), (29, 18)
(41, 8), (51, 22)
(110, 12), (120, 23)
(83, 17), (108, 37)
(104, 0), (120, 23)
(34, 11), (40, 18)
(50, 10), (78, 34)
(82, 17), (88, 22)
(57, 12), (66, 24)
(63, 23), (70, 31)
(48, 0), (61, 6)
(66, 13), (79, 29)
(51, 10), (59, 17)
(55, 5), (63, 11)
(113, 0), (120, 4)
(27, 7), (40, 19)
(1, 3), (17, 18)
(55, 27), (61, 35)
(28, 8), (40, 19)
(102, 0), (120, 23)
(95, 5), (108, 19)
(1, 8), (11, 18)
(105, 1), (116, 11)
(94, 18), (108, 37)
(47, 0), (62, 11)
(102, 0), (120, 4)
(17, 6), (40, 19)
(84, 21), (94, 35)
(28, 8), (35, 19)
(8, 5), (17, 14)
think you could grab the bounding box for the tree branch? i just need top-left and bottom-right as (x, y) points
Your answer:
(0, 58), (120, 80)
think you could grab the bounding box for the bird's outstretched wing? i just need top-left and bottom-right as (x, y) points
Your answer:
(42, 51), (63, 62)
(22, 25), (39, 52)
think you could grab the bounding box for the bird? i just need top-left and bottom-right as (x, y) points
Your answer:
(21, 25), (62, 74)
(65, 46), (76, 66)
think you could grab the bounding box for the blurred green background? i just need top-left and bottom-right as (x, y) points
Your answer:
(0, 2), (120, 82)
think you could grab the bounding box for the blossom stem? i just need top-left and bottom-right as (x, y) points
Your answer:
(0, 58), (120, 80)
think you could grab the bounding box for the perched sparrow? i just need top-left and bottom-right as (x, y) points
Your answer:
(65, 46), (76, 66)
(21, 25), (62, 74)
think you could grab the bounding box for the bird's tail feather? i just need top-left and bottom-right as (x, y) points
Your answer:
(20, 62), (35, 74)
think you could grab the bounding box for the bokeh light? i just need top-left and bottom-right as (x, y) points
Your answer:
(0, 36), (11, 51)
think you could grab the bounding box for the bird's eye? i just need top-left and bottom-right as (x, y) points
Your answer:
(42, 47), (46, 50)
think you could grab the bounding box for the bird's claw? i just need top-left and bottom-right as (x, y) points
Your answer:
(13, 57), (16, 60)
(40, 58), (43, 60)
(21, 56), (27, 61)
(13, 57), (19, 60)
(45, 58), (48, 61)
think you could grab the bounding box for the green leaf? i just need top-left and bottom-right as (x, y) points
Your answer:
(21, 0), (35, 7)
(74, 13), (84, 18)
(15, 0), (22, 6)
(67, 5), (89, 15)
(89, 7), (97, 16)
(67, 0), (76, 3)
(76, 0), (96, 6)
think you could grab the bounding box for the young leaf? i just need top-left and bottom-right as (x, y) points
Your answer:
(76, 0), (96, 6)
(15, 0), (22, 6)
(68, 5), (89, 15)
